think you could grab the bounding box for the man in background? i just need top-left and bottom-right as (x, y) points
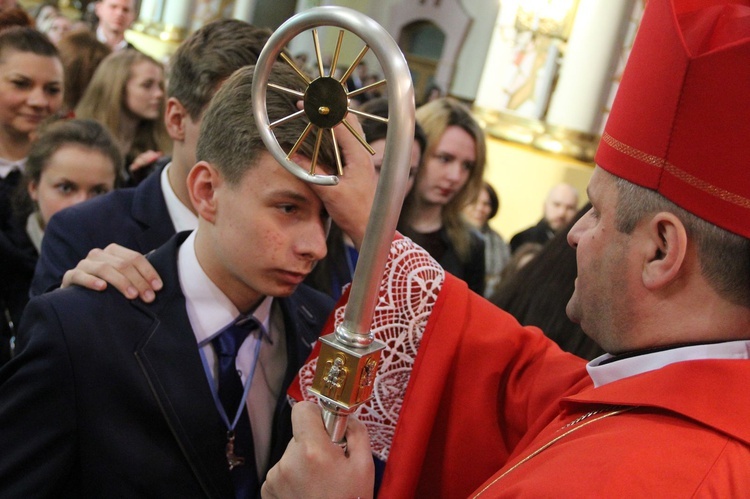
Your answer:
(510, 182), (579, 252)
(94, 0), (136, 51)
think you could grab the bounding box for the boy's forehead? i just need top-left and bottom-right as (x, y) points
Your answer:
(251, 151), (319, 195)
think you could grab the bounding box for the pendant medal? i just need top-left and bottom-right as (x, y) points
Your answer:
(225, 430), (245, 470)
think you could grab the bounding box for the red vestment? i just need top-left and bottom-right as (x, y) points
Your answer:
(291, 238), (750, 496)
(381, 274), (750, 497)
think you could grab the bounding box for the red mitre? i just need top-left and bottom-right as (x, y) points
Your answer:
(595, 0), (750, 238)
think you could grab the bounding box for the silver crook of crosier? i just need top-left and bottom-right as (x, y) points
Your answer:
(252, 6), (415, 443)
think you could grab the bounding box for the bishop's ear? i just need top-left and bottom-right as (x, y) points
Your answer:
(641, 211), (688, 290)
(187, 161), (222, 223)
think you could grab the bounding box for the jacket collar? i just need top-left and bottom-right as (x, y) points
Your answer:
(133, 232), (234, 498)
(132, 161), (176, 253)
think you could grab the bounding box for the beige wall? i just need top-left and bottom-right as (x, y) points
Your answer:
(484, 137), (592, 240)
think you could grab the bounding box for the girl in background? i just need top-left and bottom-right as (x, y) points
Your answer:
(463, 181), (511, 298)
(2, 118), (122, 364)
(398, 97), (486, 294)
(0, 26), (63, 363)
(38, 13), (72, 46)
(76, 49), (170, 185)
(0, 26), (62, 170)
(0, 26), (62, 243)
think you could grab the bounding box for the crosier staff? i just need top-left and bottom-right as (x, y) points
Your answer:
(252, 6), (416, 444)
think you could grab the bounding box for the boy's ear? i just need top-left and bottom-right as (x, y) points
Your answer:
(164, 98), (188, 141)
(641, 211), (688, 290)
(187, 161), (222, 223)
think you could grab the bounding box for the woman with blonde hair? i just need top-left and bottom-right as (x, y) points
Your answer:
(398, 97), (487, 294)
(76, 49), (170, 185)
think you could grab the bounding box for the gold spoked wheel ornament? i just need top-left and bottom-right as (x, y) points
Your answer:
(252, 7), (415, 444)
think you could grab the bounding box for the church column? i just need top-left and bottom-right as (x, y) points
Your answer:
(131, 0), (163, 34)
(159, 0), (197, 42)
(532, 0), (635, 160)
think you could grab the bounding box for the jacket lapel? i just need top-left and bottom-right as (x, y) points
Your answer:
(266, 287), (334, 469)
(131, 162), (177, 253)
(133, 233), (233, 498)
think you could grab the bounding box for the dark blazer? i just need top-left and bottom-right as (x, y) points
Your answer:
(0, 232), (333, 498)
(398, 225), (486, 296)
(31, 160), (174, 296)
(509, 218), (554, 253)
(439, 228), (486, 296)
(0, 214), (37, 365)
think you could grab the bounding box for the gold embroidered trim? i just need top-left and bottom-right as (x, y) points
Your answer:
(663, 162), (750, 210)
(601, 132), (750, 210)
(471, 406), (635, 497)
(601, 132), (665, 168)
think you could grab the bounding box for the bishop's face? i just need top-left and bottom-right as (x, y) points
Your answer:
(566, 167), (638, 354)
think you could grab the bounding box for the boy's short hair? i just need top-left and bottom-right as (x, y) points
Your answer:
(168, 19), (273, 120)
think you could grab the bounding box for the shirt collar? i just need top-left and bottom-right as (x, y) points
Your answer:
(586, 339), (750, 387)
(178, 230), (274, 347)
(0, 157), (25, 179)
(161, 162), (198, 233)
(96, 26), (129, 51)
(25, 213), (44, 253)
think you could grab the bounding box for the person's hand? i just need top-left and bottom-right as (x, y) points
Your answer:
(61, 243), (163, 302)
(262, 401), (374, 499)
(311, 114), (377, 250)
(128, 150), (162, 175)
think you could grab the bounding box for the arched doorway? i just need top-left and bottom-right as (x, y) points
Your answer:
(399, 21), (445, 105)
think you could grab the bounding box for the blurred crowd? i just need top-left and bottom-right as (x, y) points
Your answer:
(0, 0), (595, 366)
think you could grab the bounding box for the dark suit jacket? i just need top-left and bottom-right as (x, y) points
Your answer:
(0, 232), (333, 498)
(31, 161), (174, 296)
(509, 218), (554, 253)
(398, 225), (486, 296)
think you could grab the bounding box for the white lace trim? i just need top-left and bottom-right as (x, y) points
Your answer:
(296, 237), (444, 461)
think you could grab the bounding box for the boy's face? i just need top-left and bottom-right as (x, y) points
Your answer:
(197, 151), (329, 312)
